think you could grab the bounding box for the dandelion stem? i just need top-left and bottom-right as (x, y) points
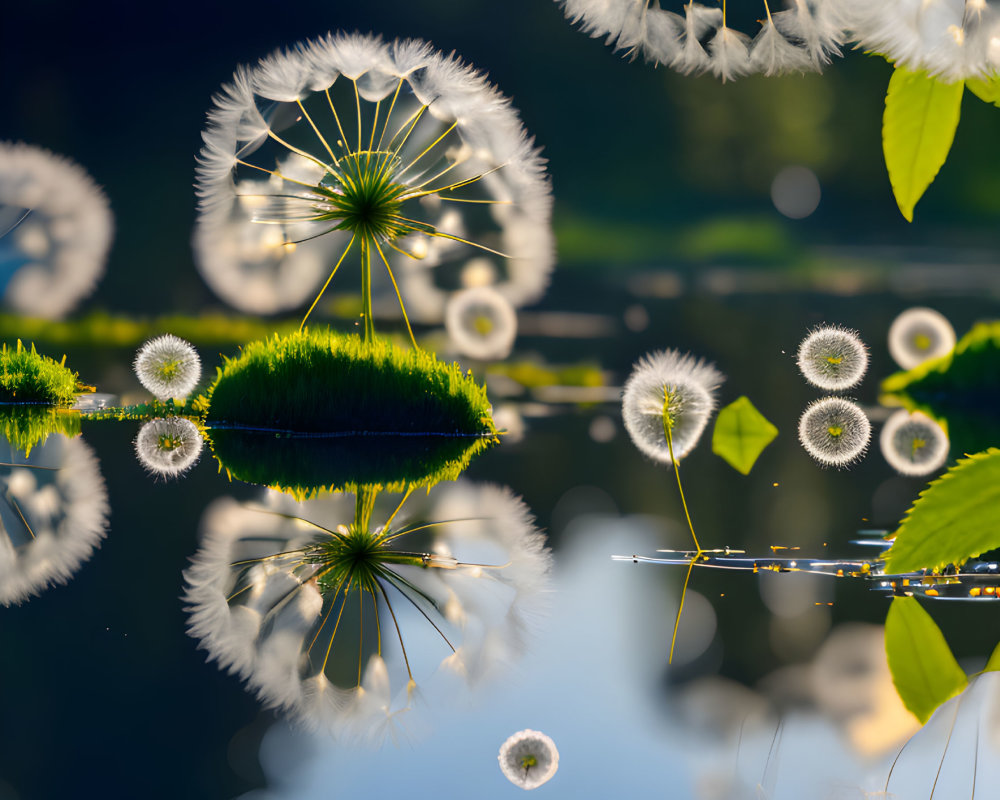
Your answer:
(396, 121), (458, 180)
(299, 233), (356, 331)
(375, 578), (413, 681)
(265, 130), (333, 175)
(360, 236), (375, 342)
(6, 492), (35, 540)
(372, 235), (419, 349)
(376, 79), (405, 152)
(325, 88), (351, 153)
(296, 99), (339, 166)
(669, 557), (696, 664)
(320, 578), (353, 675)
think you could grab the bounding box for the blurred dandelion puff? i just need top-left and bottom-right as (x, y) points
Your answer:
(798, 396), (871, 467)
(184, 481), (551, 741)
(0, 142), (112, 318)
(879, 409), (949, 477)
(444, 285), (517, 360)
(888, 307), (956, 370)
(134, 418), (204, 478)
(796, 324), (868, 391)
(134, 334), (201, 401)
(194, 33), (553, 343)
(498, 729), (560, 790)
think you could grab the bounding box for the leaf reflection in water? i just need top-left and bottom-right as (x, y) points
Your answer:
(184, 480), (551, 742)
(0, 432), (109, 605)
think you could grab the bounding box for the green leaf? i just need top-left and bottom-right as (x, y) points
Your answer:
(984, 639), (1000, 673)
(966, 76), (1000, 107)
(885, 596), (968, 723)
(882, 67), (963, 222)
(711, 396), (778, 475)
(884, 448), (1000, 573)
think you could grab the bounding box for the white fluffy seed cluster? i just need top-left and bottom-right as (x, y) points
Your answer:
(134, 334), (202, 400)
(622, 349), (725, 464)
(0, 142), (113, 318)
(559, 0), (1000, 81)
(498, 729), (560, 790)
(798, 396), (871, 467)
(879, 409), (950, 476)
(444, 285), (518, 360)
(888, 307), (956, 370)
(796, 325), (868, 391)
(134, 418), (205, 477)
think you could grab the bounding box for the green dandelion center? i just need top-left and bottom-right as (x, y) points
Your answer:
(473, 315), (494, 336)
(827, 425), (843, 439)
(157, 359), (181, 381)
(521, 755), (537, 770)
(157, 434), (182, 451)
(911, 437), (927, 455)
(305, 525), (424, 596)
(825, 355), (843, 366)
(913, 333), (932, 351)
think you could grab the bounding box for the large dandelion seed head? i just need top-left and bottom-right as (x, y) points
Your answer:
(798, 396), (871, 468)
(622, 349), (725, 464)
(445, 285), (518, 360)
(134, 334), (202, 400)
(796, 325), (868, 391)
(879, 409), (949, 477)
(134, 418), (205, 477)
(0, 142), (112, 318)
(887, 307), (956, 370)
(498, 729), (560, 790)
(194, 32), (553, 317)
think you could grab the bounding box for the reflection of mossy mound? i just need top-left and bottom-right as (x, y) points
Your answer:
(204, 330), (497, 435)
(0, 405), (81, 455)
(0, 340), (90, 403)
(208, 428), (494, 497)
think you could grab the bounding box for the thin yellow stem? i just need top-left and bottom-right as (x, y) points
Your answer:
(296, 99), (339, 165)
(300, 233), (356, 331)
(325, 88), (351, 151)
(320, 578), (353, 675)
(396, 121), (458, 180)
(372, 236), (419, 349)
(376, 579), (413, 681)
(382, 486), (415, 534)
(235, 159), (317, 190)
(376, 78), (405, 152)
(266, 130), (332, 174)
(669, 558), (697, 664)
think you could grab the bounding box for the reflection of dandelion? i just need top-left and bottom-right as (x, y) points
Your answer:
(134, 418), (204, 477)
(0, 142), (112, 318)
(445, 286), (518, 360)
(184, 481), (550, 741)
(888, 307), (955, 370)
(0, 433), (109, 605)
(195, 33), (553, 341)
(498, 729), (559, 790)
(134, 334), (201, 400)
(879, 410), (949, 477)
(799, 396), (871, 467)
(622, 349), (724, 464)
(796, 325), (868, 391)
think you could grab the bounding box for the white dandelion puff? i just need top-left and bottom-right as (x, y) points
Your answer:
(798, 396), (871, 468)
(444, 285), (518, 360)
(134, 418), (204, 477)
(134, 334), (202, 401)
(0, 432), (109, 606)
(879, 409), (949, 476)
(0, 142), (113, 318)
(796, 324), (869, 391)
(498, 729), (560, 791)
(887, 307), (956, 370)
(708, 25), (752, 81)
(621, 349), (725, 464)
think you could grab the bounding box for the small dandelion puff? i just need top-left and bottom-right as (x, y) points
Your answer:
(622, 349), (725, 464)
(887, 307), (956, 370)
(134, 334), (202, 400)
(134, 418), (204, 477)
(879, 409), (949, 477)
(498, 729), (559, 791)
(796, 325), (868, 391)
(444, 286), (518, 360)
(798, 396), (871, 468)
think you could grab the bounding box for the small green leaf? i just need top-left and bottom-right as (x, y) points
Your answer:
(711, 396), (778, 475)
(883, 67), (963, 222)
(984, 640), (1000, 673)
(966, 76), (1000, 107)
(884, 448), (1000, 573)
(885, 596), (967, 724)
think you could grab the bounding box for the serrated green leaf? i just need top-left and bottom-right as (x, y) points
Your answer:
(711, 396), (778, 475)
(883, 68), (963, 222)
(984, 640), (1000, 673)
(966, 76), (1000, 107)
(884, 448), (1000, 573)
(885, 596), (967, 723)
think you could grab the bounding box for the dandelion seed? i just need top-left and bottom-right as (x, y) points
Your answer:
(134, 334), (201, 401)
(887, 307), (956, 370)
(798, 396), (871, 468)
(444, 286), (518, 360)
(622, 349), (725, 464)
(194, 33), (553, 340)
(0, 432), (108, 606)
(0, 142), (112, 318)
(498, 729), (560, 790)
(134, 418), (204, 477)
(796, 325), (868, 391)
(879, 410), (949, 477)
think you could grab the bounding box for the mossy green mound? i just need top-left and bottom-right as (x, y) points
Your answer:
(0, 340), (90, 403)
(204, 330), (497, 436)
(207, 428), (494, 498)
(0, 405), (82, 455)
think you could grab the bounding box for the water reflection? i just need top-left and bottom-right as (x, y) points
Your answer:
(135, 417), (204, 477)
(184, 480), (550, 742)
(0, 431), (108, 605)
